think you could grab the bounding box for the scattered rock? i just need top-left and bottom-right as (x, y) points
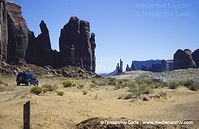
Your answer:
(142, 96), (150, 101)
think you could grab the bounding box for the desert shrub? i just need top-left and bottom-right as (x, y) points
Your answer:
(63, 80), (76, 87)
(118, 79), (129, 85)
(91, 78), (108, 86)
(159, 92), (167, 99)
(77, 84), (84, 89)
(89, 84), (95, 89)
(42, 88), (47, 93)
(83, 89), (87, 95)
(56, 90), (64, 96)
(107, 78), (117, 85)
(42, 84), (57, 91)
(98, 80), (107, 86)
(91, 80), (97, 85)
(141, 86), (151, 94)
(184, 79), (194, 87)
(128, 82), (152, 95)
(136, 79), (153, 85)
(115, 84), (127, 90)
(168, 82), (179, 89)
(0, 80), (10, 92)
(30, 86), (43, 95)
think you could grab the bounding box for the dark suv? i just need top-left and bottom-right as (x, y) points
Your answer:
(16, 72), (39, 86)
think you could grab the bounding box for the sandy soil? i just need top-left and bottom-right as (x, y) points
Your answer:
(0, 76), (198, 129)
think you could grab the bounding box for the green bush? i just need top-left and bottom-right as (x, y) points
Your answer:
(42, 84), (57, 91)
(43, 88), (47, 93)
(56, 90), (64, 96)
(63, 80), (76, 87)
(30, 86), (43, 95)
(127, 81), (152, 96)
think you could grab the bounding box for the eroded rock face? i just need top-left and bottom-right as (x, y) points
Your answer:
(59, 16), (80, 66)
(192, 49), (199, 68)
(0, 1), (96, 73)
(90, 33), (96, 72)
(0, 0), (7, 62)
(26, 17), (96, 72)
(174, 49), (196, 69)
(79, 20), (92, 71)
(59, 17), (96, 72)
(26, 21), (52, 67)
(6, 2), (29, 64)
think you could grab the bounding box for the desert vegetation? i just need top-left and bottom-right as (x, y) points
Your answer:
(0, 69), (199, 129)
(63, 79), (76, 87)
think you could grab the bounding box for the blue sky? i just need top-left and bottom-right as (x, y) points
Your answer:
(11, 0), (199, 73)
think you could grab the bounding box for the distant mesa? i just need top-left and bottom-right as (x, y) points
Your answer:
(117, 48), (199, 74)
(125, 59), (174, 73)
(0, 0), (96, 73)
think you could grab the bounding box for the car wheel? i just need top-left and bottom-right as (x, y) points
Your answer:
(36, 81), (39, 86)
(26, 81), (30, 86)
(17, 82), (20, 86)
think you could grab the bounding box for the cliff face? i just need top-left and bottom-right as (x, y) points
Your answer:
(0, 0), (8, 61)
(0, 1), (96, 73)
(6, 2), (29, 64)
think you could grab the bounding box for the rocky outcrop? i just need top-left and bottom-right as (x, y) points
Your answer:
(174, 49), (196, 70)
(79, 20), (92, 71)
(59, 16), (80, 67)
(90, 33), (96, 72)
(59, 17), (96, 72)
(0, 1), (96, 73)
(126, 64), (130, 71)
(192, 49), (199, 68)
(0, 0), (7, 62)
(26, 17), (96, 72)
(6, 2), (29, 64)
(26, 21), (52, 66)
